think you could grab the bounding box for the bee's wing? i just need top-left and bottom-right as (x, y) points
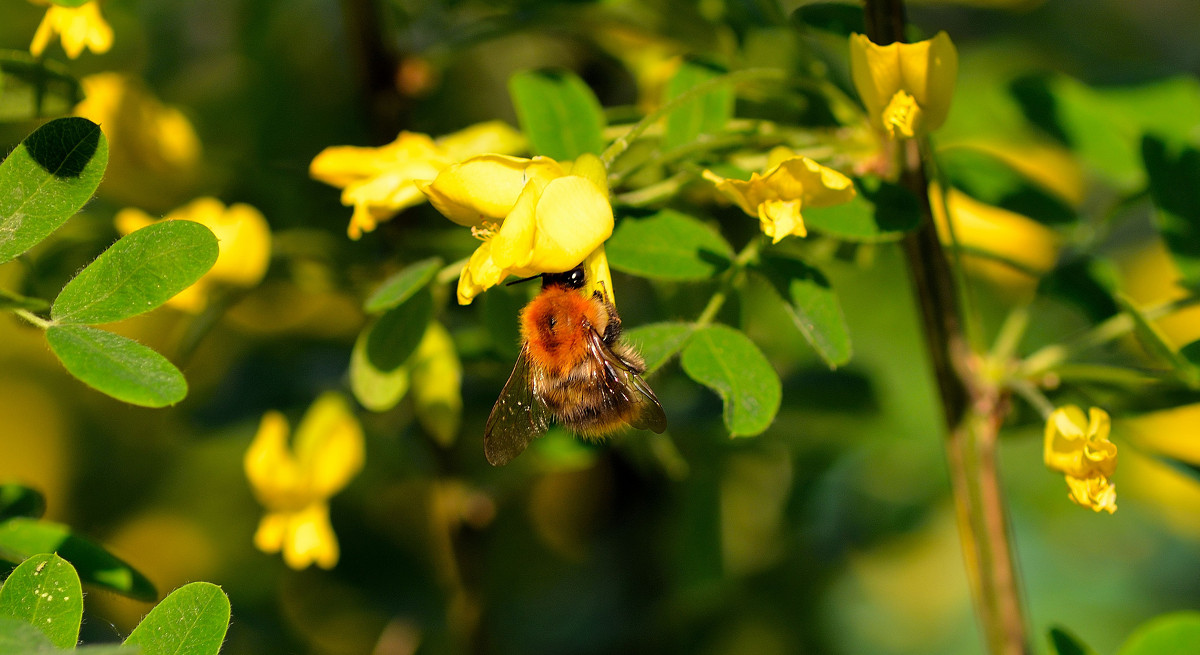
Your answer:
(484, 346), (552, 466)
(587, 330), (668, 434)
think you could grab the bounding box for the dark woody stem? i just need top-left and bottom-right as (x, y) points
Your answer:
(863, 2), (1031, 654)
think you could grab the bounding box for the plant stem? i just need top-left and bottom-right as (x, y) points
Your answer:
(864, 2), (1030, 653)
(694, 238), (761, 328)
(14, 309), (51, 330)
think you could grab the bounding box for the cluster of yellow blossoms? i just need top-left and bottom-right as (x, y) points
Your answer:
(1044, 406), (1118, 513)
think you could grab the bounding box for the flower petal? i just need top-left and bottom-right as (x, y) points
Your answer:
(422, 154), (545, 226)
(292, 393), (365, 497)
(245, 411), (305, 507)
(527, 176), (614, 272)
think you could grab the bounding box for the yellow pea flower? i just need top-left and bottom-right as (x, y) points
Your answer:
(116, 197), (271, 313)
(74, 73), (203, 209)
(1044, 406), (1118, 514)
(849, 32), (957, 140)
(420, 152), (614, 304)
(29, 0), (112, 59)
(310, 121), (525, 239)
(703, 148), (856, 243)
(245, 393), (364, 570)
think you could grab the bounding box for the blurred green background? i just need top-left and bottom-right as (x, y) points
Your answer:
(2, 0), (1200, 653)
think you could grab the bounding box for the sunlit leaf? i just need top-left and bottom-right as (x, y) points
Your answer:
(363, 256), (442, 313)
(0, 486), (46, 521)
(804, 176), (920, 241)
(625, 321), (695, 374)
(1142, 135), (1200, 287)
(349, 323), (409, 412)
(51, 220), (218, 325)
(662, 60), (733, 151)
(0, 51), (83, 122)
(46, 325), (188, 407)
(753, 255), (852, 368)
(0, 117), (107, 265)
(509, 70), (606, 160)
(0, 517), (155, 601)
(365, 289), (432, 372)
(607, 210), (733, 280)
(1116, 611), (1200, 655)
(124, 582), (231, 655)
(0, 554), (82, 649)
(680, 324), (781, 436)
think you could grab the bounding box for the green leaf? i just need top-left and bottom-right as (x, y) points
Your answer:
(48, 0), (91, 6)
(509, 70), (606, 159)
(0, 486), (45, 521)
(46, 324), (188, 407)
(0, 616), (55, 654)
(0, 517), (155, 601)
(0, 289), (49, 313)
(624, 322), (695, 374)
(51, 220), (219, 325)
(1011, 74), (1200, 191)
(363, 256), (442, 313)
(753, 255), (852, 368)
(482, 283), (526, 360)
(1117, 611), (1200, 655)
(803, 177), (920, 241)
(662, 60), (733, 151)
(680, 324), (781, 436)
(365, 289), (433, 372)
(0, 51), (83, 121)
(1049, 626), (1099, 655)
(0, 117), (107, 265)
(607, 210), (733, 280)
(0, 554), (82, 649)
(124, 582), (230, 655)
(349, 324), (410, 412)
(1142, 135), (1200, 287)
(1114, 294), (1200, 389)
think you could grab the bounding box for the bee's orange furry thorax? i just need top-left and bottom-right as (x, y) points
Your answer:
(520, 286), (601, 376)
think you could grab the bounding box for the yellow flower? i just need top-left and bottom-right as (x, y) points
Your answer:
(849, 32), (957, 140)
(116, 197), (271, 313)
(74, 73), (203, 209)
(420, 152), (614, 304)
(1044, 406), (1118, 514)
(244, 393), (364, 570)
(703, 148), (856, 243)
(310, 121), (525, 239)
(29, 0), (112, 59)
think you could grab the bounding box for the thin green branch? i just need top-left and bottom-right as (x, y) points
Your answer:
(14, 309), (51, 330)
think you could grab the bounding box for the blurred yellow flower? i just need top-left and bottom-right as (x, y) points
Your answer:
(420, 152), (614, 304)
(310, 121), (525, 239)
(116, 197), (271, 313)
(245, 393), (364, 570)
(849, 32), (957, 140)
(1044, 406), (1117, 514)
(29, 0), (112, 59)
(74, 73), (203, 209)
(703, 149), (856, 243)
(409, 322), (463, 447)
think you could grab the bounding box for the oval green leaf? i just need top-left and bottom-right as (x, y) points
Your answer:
(46, 325), (188, 407)
(662, 60), (733, 151)
(0, 517), (155, 601)
(1117, 611), (1200, 655)
(1049, 626), (1099, 655)
(0, 117), (107, 265)
(680, 324), (781, 436)
(51, 220), (219, 325)
(1142, 135), (1200, 287)
(753, 255), (852, 368)
(0, 553), (83, 649)
(624, 321), (695, 374)
(0, 485), (46, 521)
(125, 582), (231, 655)
(365, 288), (433, 372)
(364, 256), (442, 313)
(607, 210), (733, 280)
(0, 51), (84, 121)
(509, 69), (606, 159)
(0, 616), (56, 654)
(350, 323), (410, 412)
(803, 176), (920, 242)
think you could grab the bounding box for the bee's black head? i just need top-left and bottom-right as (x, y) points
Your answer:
(541, 266), (586, 290)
